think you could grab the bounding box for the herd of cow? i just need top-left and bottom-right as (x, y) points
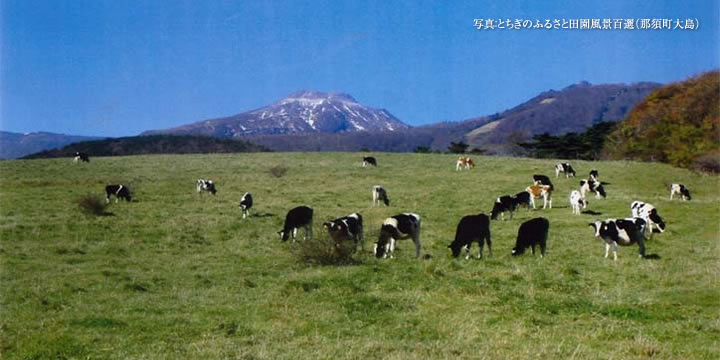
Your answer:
(80, 152), (693, 261)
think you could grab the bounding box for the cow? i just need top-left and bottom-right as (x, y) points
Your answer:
(670, 183), (691, 201)
(630, 201), (666, 233)
(589, 218), (648, 260)
(579, 179), (606, 199)
(447, 214), (491, 259)
(196, 179), (217, 195)
(555, 163), (576, 178)
(374, 213), (421, 259)
(362, 156), (377, 167)
(513, 191), (532, 210)
(372, 186), (390, 207)
(73, 152), (89, 163)
(526, 184), (553, 209)
(532, 174), (554, 190)
(490, 195), (516, 220)
(105, 184), (131, 203)
(324, 213), (364, 251)
(589, 169), (599, 182)
(278, 205), (313, 242)
(569, 190), (587, 215)
(512, 217), (549, 257)
(238, 192), (253, 219)
(456, 156), (475, 171)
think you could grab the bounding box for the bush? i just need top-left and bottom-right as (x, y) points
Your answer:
(75, 194), (110, 216)
(295, 232), (359, 266)
(692, 151), (720, 173)
(268, 165), (288, 178)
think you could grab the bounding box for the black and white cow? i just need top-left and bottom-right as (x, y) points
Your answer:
(324, 213), (364, 250)
(569, 190), (587, 215)
(372, 185), (390, 207)
(580, 179), (606, 199)
(512, 217), (549, 257)
(105, 184), (131, 203)
(447, 214), (491, 259)
(238, 192), (253, 219)
(362, 156), (377, 167)
(278, 205), (313, 242)
(589, 217), (648, 260)
(73, 152), (89, 163)
(670, 183), (691, 201)
(555, 163), (576, 178)
(374, 213), (421, 259)
(491, 195), (516, 220)
(533, 174), (554, 190)
(196, 179), (217, 195)
(589, 169), (599, 182)
(630, 201), (666, 233)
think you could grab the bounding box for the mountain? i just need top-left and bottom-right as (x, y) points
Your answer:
(22, 135), (269, 159)
(0, 131), (103, 159)
(143, 90), (410, 137)
(604, 71), (719, 171)
(461, 81), (662, 154)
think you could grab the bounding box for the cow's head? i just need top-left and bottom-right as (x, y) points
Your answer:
(374, 232), (391, 258)
(511, 246), (525, 256)
(588, 221), (602, 237)
(682, 188), (692, 200)
(278, 230), (290, 241)
(447, 243), (465, 258)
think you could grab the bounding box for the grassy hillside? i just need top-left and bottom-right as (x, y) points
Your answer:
(1, 153), (718, 359)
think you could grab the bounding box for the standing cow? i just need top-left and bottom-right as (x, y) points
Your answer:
(512, 217), (549, 258)
(238, 192), (253, 219)
(374, 213), (421, 259)
(278, 205), (314, 242)
(447, 214), (491, 259)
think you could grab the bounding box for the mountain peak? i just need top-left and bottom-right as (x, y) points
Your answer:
(282, 90), (357, 103)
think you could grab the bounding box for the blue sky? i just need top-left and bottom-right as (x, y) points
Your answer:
(2, 0), (718, 137)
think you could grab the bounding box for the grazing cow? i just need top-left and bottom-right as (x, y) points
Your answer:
(512, 217), (549, 257)
(278, 205), (313, 242)
(456, 156), (475, 171)
(513, 191), (532, 210)
(670, 183), (691, 201)
(238, 192), (253, 219)
(555, 163), (576, 178)
(589, 169), (599, 182)
(589, 218), (648, 260)
(73, 152), (89, 163)
(630, 201), (666, 233)
(372, 185), (390, 207)
(105, 184), (131, 203)
(532, 174), (554, 190)
(490, 195), (516, 220)
(196, 179), (217, 195)
(362, 156), (377, 167)
(324, 213), (364, 250)
(526, 185), (553, 209)
(374, 213), (421, 259)
(579, 179), (606, 199)
(569, 190), (587, 215)
(447, 214), (491, 259)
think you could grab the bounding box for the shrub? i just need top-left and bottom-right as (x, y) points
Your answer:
(268, 165), (288, 178)
(295, 232), (359, 266)
(75, 194), (110, 216)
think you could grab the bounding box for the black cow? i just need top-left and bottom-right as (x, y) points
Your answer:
(589, 217), (648, 260)
(555, 163), (576, 178)
(324, 213), (364, 250)
(239, 192), (253, 219)
(589, 169), (599, 182)
(105, 184), (131, 203)
(532, 174), (554, 190)
(73, 152), (89, 163)
(513, 191), (532, 209)
(491, 195), (515, 220)
(362, 156), (377, 167)
(512, 217), (549, 257)
(372, 185), (390, 207)
(278, 205), (313, 242)
(447, 214), (491, 259)
(580, 179), (606, 199)
(374, 213), (421, 259)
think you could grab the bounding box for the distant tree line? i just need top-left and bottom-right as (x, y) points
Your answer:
(517, 122), (617, 160)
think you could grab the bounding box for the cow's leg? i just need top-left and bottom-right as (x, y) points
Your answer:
(464, 244), (471, 260)
(604, 242), (610, 258)
(292, 228), (298, 243)
(612, 242), (618, 261)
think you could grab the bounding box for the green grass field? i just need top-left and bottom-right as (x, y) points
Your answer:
(1, 153), (718, 359)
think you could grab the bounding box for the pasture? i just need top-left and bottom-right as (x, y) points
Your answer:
(1, 153), (718, 359)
